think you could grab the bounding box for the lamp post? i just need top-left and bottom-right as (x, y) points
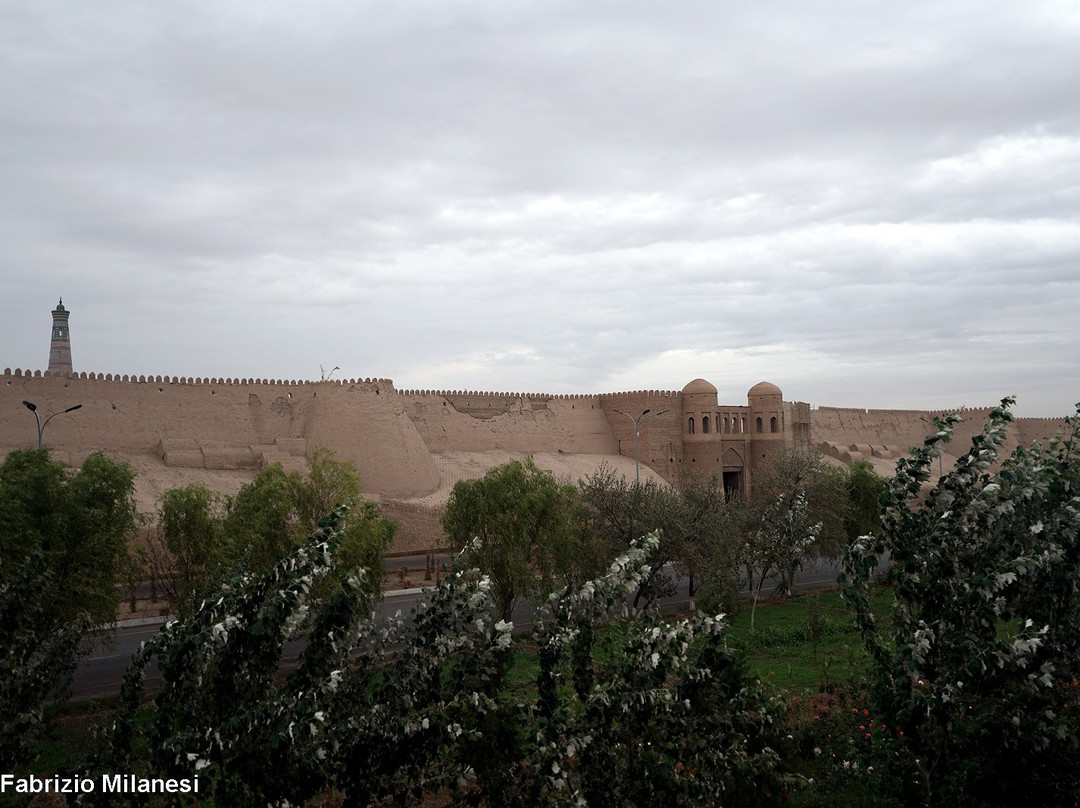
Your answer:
(22, 401), (82, 449)
(612, 408), (670, 483)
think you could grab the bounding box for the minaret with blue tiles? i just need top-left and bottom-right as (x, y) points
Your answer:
(47, 298), (73, 374)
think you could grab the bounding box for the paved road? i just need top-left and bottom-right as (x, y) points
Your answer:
(73, 589), (424, 701)
(73, 556), (882, 701)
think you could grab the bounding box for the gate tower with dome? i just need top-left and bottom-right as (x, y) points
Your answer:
(599, 377), (812, 499)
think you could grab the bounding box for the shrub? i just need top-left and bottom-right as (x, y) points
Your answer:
(840, 399), (1080, 805)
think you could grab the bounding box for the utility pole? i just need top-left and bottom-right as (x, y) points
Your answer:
(22, 400), (82, 448)
(612, 408), (670, 483)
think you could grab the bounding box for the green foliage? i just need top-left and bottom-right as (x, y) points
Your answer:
(289, 445), (362, 528)
(0, 449), (135, 770)
(740, 490), (821, 627)
(443, 457), (584, 621)
(841, 398), (1080, 806)
(0, 448), (137, 629)
(98, 508), (370, 805)
(326, 560), (513, 805)
(483, 533), (788, 807)
(154, 482), (225, 618)
(222, 463), (298, 575)
(577, 466), (680, 608)
(750, 451), (849, 569)
(790, 692), (908, 807)
(844, 460), (886, 541)
(153, 448), (393, 615)
(667, 470), (741, 608)
(89, 508), (792, 806)
(0, 447), (67, 565)
(578, 465), (738, 609)
(97, 506), (513, 806)
(0, 552), (89, 770)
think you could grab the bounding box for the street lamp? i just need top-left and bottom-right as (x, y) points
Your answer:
(612, 408), (670, 483)
(22, 400), (82, 449)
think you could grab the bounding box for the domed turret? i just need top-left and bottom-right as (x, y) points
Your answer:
(747, 381), (782, 398)
(683, 378), (718, 396)
(682, 378), (719, 438)
(747, 380), (783, 436)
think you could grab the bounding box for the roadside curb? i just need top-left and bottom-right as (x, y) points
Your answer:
(99, 615), (172, 630)
(106, 588), (430, 630)
(385, 586), (430, 598)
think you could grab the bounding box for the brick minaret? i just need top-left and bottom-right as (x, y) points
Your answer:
(47, 298), (73, 374)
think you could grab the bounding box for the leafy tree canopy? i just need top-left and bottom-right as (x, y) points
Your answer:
(0, 448), (137, 629)
(1, 553), (89, 770)
(844, 458), (887, 542)
(154, 482), (225, 618)
(841, 398), (1080, 806)
(153, 447), (393, 617)
(578, 465), (738, 609)
(0, 448), (136, 769)
(98, 516), (783, 807)
(443, 457), (585, 621)
(750, 450), (849, 564)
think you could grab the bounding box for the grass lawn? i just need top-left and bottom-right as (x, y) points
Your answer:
(725, 587), (894, 694)
(502, 586), (895, 700)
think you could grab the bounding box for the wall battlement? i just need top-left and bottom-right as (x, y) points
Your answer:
(397, 389), (598, 400)
(1, 367), (437, 502)
(3, 368), (394, 387)
(813, 403), (1064, 418)
(395, 388), (692, 401)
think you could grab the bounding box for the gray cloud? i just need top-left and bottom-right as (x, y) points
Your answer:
(2, 0), (1078, 417)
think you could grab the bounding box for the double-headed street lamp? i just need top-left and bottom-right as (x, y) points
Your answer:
(22, 400), (82, 449)
(612, 407), (670, 483)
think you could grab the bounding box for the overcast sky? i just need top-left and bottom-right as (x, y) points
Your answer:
(2, 1), (1078, 416)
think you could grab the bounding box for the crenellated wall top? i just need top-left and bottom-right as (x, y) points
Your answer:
(396, 388), (607, 400)
(815, 404), (999, 416)
(597, 390), (683, 399)
(1, 368), (395, 387)
(4, 369), (1070, 422)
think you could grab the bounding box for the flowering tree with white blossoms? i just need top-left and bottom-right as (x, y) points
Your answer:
(741, 491), (821, 628)
(96, 507), (367, 804)
(840, 398), (1080, 806)
(93, 511), (789, 806)
(481, 532), (787, 807)
(94, 507), (514, 806)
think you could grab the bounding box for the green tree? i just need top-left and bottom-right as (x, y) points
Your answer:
(739, 491), (821, 628)
(222, 463), (298, 576)
(0, 448), (137, 629)
(485, 533), (786, 807)
(747, 450), (849, 594)
(577, 465), (682, 608)
(841, 398), (1080, 806)
(666, 471), (740, 609)
(289, 446), (395, 595)
(290, 445), (362, 527)
(0, 448), (136, 769)
(98, 519), (784, 807)
(578, 465), (738, 610)
(443, 457), (584, 622)
(844, 459), (887, 541)
(186, 448), (395, 603)
(1, 553), (89, 770)
(98, 506), (513, 807)
(153, 482), (225, 618)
